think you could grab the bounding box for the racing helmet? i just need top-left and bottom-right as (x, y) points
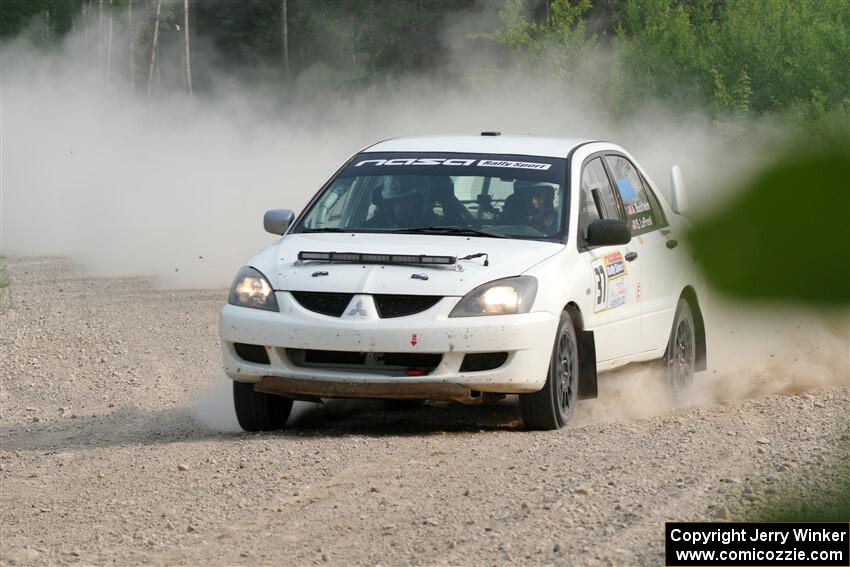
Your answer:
(381, 176), (430, 201)
(514, 180), (555, 197)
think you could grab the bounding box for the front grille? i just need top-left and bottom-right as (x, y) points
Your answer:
(290, 291), (353, 317)
(290, 292), (441, 318)
(374, 295), (441, 318)
(460, 352), (508, 372)
(234, 343), (270, 365)
(287, 349), (442, 374)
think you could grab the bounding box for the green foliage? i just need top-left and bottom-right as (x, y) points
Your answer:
(483, 0), (596, 61)
(481, 0), (850, 120)
(0, 0), (79, 41)
(687, 143), (850, 304)
(612, 0), (850, 117)
(2, 0), (849, 124)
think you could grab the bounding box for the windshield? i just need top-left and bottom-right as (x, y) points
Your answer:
(295, 152), (569, 241)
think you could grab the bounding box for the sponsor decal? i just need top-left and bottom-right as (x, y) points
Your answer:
(592, 252), (628, 312)
(354, 158), (551, 170)
(476, 159), (552, 170)
(604, 252), (626, 278)
(625, 199), (651, 213)
(631, 217), (654, 231)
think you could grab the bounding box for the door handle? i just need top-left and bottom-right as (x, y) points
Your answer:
(666, 239), (679, 249)
(624, 251), (638, 262)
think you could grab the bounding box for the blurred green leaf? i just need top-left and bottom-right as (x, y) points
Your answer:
(688, 146), (850, 304)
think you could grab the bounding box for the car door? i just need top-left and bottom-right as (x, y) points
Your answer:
(578, 156), (641, 362)
(604, 154), (681, 353)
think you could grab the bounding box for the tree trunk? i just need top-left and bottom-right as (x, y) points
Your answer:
(183, 0), (193, 96)
(81, 1), (89, 57)
(350, 13), (356, 66)
(106, 0), (113, 85)
(281, 0), (290, 81)
(98, 0), (104, 78)
(128, 0), (135, 88)
(146, 0), (161, 98)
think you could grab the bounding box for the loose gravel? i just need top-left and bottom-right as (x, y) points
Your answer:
(1, 257), (848, 566)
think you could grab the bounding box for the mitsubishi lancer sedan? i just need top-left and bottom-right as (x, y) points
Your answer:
(220, 133), (707, 431)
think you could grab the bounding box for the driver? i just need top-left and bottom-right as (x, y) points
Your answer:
(502, 182), (557, 233)
(365, 177), (435, 229)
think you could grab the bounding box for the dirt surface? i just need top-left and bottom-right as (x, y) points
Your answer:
(1, 257), (848, 566)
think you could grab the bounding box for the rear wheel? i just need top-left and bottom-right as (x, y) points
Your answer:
(666, 298), (696, 401)
(519, 311), (579, 430)
(233, 381), (293, 431)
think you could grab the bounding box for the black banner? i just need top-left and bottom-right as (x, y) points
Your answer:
(666, 522), (850, 566)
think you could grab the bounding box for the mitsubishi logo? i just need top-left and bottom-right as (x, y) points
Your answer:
(347, 300), (368, 317)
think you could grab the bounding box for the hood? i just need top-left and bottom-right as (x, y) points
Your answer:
(250, 233), (564, 296)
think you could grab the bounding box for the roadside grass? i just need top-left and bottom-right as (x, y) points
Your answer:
(0, 256), (9, 311)
(751, 456), (850, 522)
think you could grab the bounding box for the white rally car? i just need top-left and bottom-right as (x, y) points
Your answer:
(220, 133), (706, 430)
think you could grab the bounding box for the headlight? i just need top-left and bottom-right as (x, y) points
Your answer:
(228, 267), (279, 311)
(449, 276), (537, 317)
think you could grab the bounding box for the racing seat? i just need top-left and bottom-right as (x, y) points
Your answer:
(430, 176), (475, 226)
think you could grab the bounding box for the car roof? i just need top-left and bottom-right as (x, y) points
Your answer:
(362, 134), (595, 158)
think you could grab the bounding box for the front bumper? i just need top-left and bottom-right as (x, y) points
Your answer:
(219, 292), (559, 401)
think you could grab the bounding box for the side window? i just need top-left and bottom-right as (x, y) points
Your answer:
(304, 178), (355, 229)
(639, 173), (669, 229)
(579, 157), (620, 240)
(325, 182), (354, 223)
(606, 155), (657, 235)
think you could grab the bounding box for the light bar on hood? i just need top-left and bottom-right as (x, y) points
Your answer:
(298, 251), (456, 265)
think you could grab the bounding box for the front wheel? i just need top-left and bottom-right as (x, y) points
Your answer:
(519, 311), (579, 430)
(233, 381), (293, 431)
(666, 298), (696, 401)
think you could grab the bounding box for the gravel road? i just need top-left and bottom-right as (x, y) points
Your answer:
(1, 257), (848, 566)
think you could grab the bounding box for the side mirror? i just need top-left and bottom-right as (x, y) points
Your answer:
(263, 209), (295, 235)
(586, 219), (631, 247)
(670, 165), (688, 215)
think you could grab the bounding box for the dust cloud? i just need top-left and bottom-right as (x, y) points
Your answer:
(575, 306), (849, 425)
(2, 12), (845, 430)
(1, 13), (773, 288)
(190, 373), (320, 433)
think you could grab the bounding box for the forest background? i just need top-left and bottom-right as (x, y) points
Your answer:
(3, 0), (848, 129)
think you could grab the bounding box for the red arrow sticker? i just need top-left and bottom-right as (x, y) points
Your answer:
(410, 333), (418, 347)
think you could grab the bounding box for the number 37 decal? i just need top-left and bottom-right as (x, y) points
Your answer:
(591, 252), (628, 313)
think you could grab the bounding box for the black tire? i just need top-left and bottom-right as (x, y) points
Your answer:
(233, 381), (294, 431)
(665, 298), (696, 401)
(519, 311), (579, 430)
